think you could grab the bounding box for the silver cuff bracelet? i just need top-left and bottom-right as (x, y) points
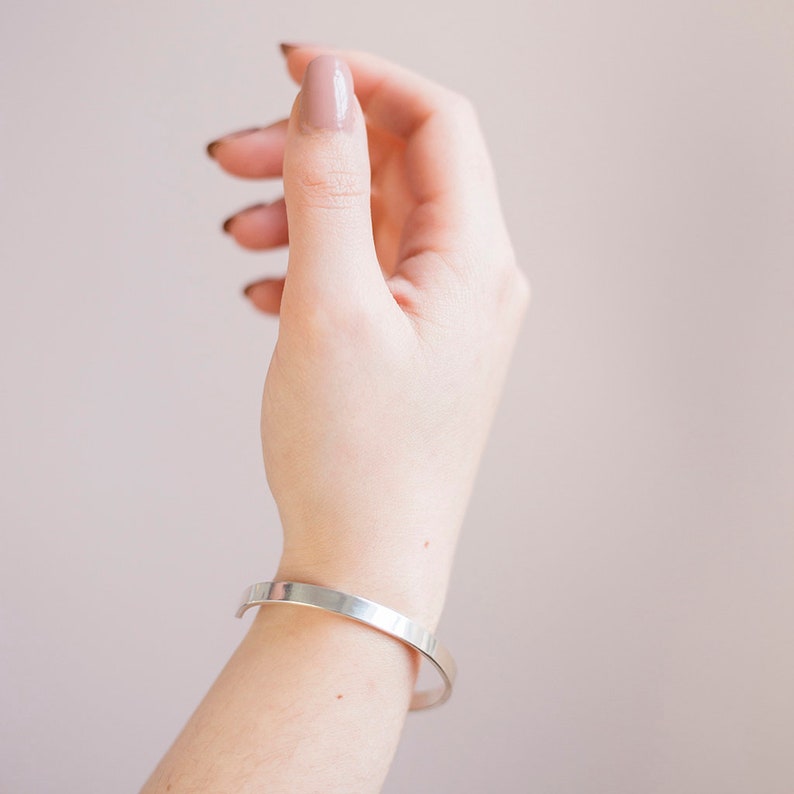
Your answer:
(236, 581), (456, 710)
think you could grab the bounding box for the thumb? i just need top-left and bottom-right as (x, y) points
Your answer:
(282, 54), (382, 306)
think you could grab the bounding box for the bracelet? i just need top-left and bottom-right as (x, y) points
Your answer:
(235, 581), (456, 710)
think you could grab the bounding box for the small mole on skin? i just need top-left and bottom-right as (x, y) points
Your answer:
(336, 694), (344, 700)
(424, 540), (430, 549)
(166, 786), (171, 792)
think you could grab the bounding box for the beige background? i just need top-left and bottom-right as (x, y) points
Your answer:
(1, 1), (793, 791)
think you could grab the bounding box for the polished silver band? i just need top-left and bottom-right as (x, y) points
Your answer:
(235, 581), (456, 710)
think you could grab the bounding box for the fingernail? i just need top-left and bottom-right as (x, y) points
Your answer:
(280, 41), (321, 56)
(222, 203), (268, 234)
(299, 55), (354, 133)
(206, 127), (261, 159)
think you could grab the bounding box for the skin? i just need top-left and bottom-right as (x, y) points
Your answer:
(140, 45), (529, 793)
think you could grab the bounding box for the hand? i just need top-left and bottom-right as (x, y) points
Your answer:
(141, 48), (529, 793)
(209, 47), (529, 629)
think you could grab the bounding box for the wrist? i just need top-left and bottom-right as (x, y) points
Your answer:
(274, 548), (452, 633)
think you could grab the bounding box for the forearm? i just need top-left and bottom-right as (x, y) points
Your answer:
(140, 580), (424, 793)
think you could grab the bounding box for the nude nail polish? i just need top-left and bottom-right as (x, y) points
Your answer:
(298, 55), (354, 132)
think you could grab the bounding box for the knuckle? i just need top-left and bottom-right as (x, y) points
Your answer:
(514, 268), (532, 309)
(443, 89), (478, 122)
(494, 261), (532, 317)
(295, 164), (369, 211)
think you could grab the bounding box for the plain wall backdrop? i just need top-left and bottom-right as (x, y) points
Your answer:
(1, 1), (792, 791)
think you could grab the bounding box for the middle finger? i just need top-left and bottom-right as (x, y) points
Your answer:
(223, 199), (289, 250)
